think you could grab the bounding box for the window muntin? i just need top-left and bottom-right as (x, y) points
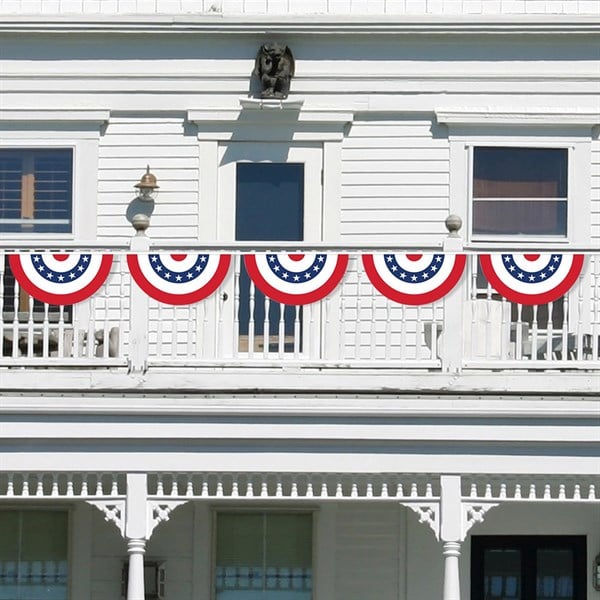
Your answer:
(215, 512), (312, 599)
(471, 536), (586, 600)
(0, 149), (73, 234)
(472, 147), (568, 237)
(0, 510), (68, 600)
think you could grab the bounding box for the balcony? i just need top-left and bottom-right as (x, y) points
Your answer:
(1, 241), (598, 394)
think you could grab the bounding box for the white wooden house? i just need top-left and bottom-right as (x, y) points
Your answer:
(0, 1), (599, 599)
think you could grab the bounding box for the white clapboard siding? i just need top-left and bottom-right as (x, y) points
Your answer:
(334, 504), (400, 600)
(98, 117), (199, 241)
(341, 120), (450, 241)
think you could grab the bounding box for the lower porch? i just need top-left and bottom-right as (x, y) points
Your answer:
(0, 473), (599, 600)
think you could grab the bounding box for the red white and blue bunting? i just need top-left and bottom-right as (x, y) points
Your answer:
(8, 253), (114, 305)
(479, 253), (584, 305)
(243, 253), (349, 305)
(362, 253), (467, 305)
(127, 253), (231, 305)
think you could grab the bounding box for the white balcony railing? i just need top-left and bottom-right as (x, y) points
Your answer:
(1, 244), (599, 373)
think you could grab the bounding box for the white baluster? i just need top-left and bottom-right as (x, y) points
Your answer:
(263, 296), (270, 358)
(80, 474), (88, 497)
(543, 484), (551, 499)
(171, 476), (180, 497)
(381, 482), (388, 498)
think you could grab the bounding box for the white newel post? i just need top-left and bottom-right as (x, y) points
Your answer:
(440, 475), (463, 600)
(128, 215), (150, 373)
(441, 215), (465, 373)
(126, 474), (148, 600)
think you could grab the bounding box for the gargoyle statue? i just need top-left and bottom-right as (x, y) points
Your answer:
(254, 43), (295, 99)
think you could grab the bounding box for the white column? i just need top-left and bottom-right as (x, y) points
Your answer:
(442, 541), (462, 600)
(127, 538), (146, 600)
(440, 475), (463, 600)
(125, 473), (148, 600)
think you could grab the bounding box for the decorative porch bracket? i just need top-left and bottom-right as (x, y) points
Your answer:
(86, 499), (126, 537)
(147, 500), (189, 538)
(400, 501), (440, 540)
(462, 501), (499, 539)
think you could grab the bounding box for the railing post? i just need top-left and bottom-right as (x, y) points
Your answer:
(128, 215), (150, 373)
(441, 215), (465, 373)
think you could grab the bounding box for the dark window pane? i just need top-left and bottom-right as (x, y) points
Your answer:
(537, 549), (574, 600)
(473, 200), (567, 236)
(236, 163), (304, 242)
(474, 148), (567, 198)
(484, 549), (521, 599)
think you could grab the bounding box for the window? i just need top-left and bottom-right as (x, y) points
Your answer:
(0, 149), (73, 234)
(471, 536), (586, 600)
(472, 147), (568, 238)
(0, 510), (69, 600)
(215, 512), (312, 599)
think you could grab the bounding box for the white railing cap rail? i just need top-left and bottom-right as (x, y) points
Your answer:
(0, 242), (598, 254)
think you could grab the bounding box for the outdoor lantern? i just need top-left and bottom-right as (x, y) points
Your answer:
(134, 165), (159, 201)
(594, 553), (600, 591)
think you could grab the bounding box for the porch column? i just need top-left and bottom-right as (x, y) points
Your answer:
(440, 475), (463, 600)
(127, 538), (147, 600)
(442, 541), (462, 600)
(125, 474), (148, 600)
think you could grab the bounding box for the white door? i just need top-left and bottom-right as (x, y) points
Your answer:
(217, 143), (323, 358)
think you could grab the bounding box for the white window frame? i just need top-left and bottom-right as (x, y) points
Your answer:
(468, 143), (572, 242)
(451, 136), (591, 247)
(437, 111), (594, 248)
(0, 111), (108, 244)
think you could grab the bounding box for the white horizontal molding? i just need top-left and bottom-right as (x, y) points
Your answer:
(435, 107), (600, 126)
(0, 109), (110, 123)
(1, 15), (599, 35)
(189, 103), (353, 124)
(189, 102), (353, 141)
(1, 395), (599, 420)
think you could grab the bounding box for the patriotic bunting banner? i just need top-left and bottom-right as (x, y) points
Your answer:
(362, 253), (466, 305)
(127, 253), (231, 305)
(8, 253), (113, 305)
(243, 253), (349, 305)
(479, 253), (584, 305)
